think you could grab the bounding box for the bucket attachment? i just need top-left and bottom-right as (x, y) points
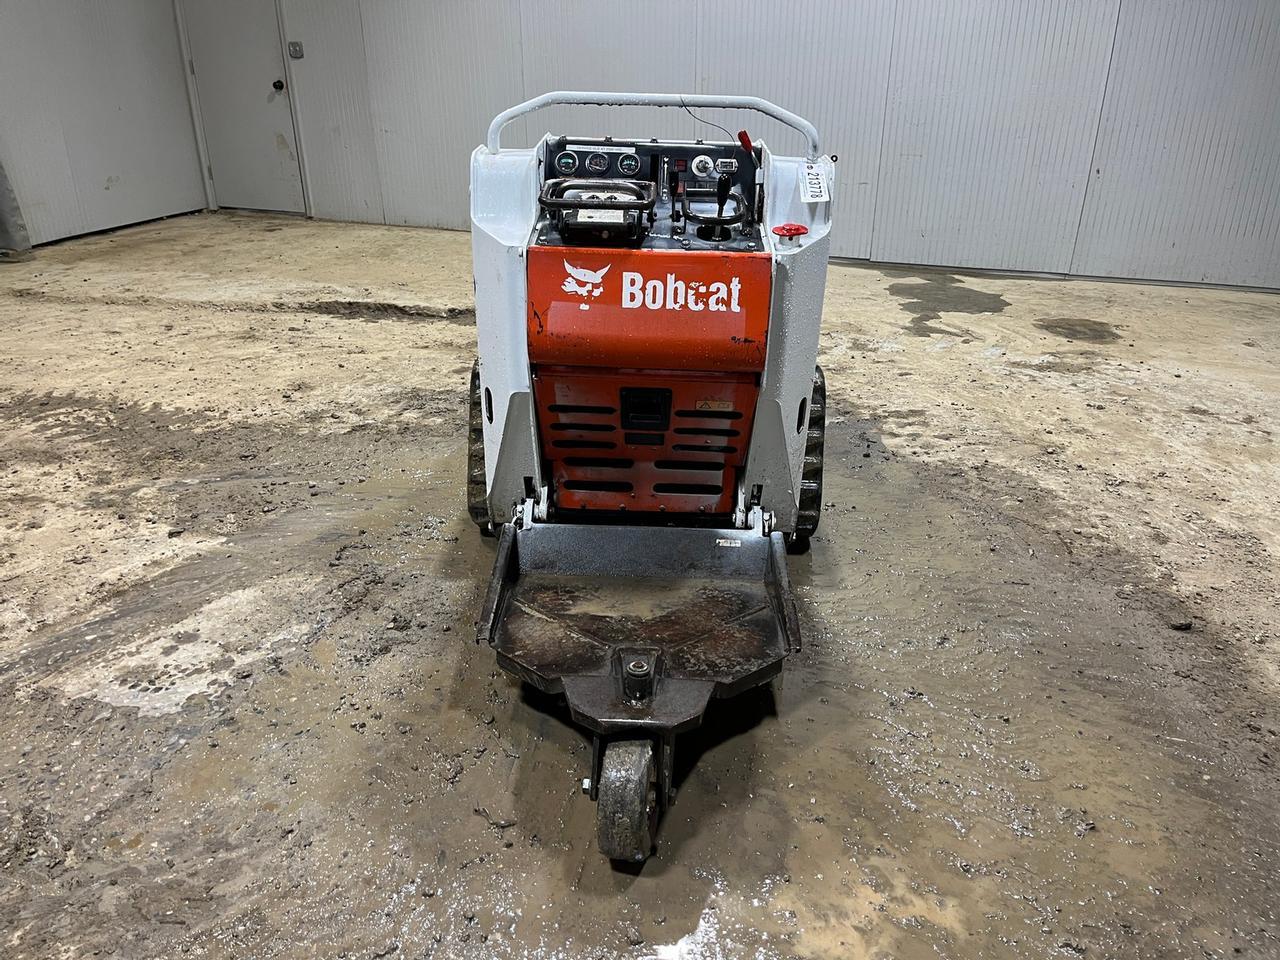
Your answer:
(477, 514), (801, 737)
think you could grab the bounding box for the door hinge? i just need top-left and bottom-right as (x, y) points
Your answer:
(206, 163), (214, 183)
(188, 58), (195, 76)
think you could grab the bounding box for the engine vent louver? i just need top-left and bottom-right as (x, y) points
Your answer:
(533, 368), (759, 515)
(672, 426), (740, 437)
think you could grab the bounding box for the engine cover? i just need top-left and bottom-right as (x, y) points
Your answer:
(527, 247), (772, 371)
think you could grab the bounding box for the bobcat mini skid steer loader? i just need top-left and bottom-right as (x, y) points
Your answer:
(469, 92), (833, 862)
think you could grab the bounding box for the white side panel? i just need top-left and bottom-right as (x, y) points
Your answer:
(183, 0), (305, 213)
(361, 0), (525, 229)
(872, 0), (1118, 272)
(470, 144), (542, 523)
(1072, 0), (1280, 287)
(746, 148), (833, 529)
(281, 0), (384, 223)
(694, 0), (894, 259)
(0, 0), (205, 244)
(517, 1), (697, 147)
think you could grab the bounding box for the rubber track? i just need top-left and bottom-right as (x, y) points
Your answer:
(795, 366), (825, 540)
(467, 360), (492, 533)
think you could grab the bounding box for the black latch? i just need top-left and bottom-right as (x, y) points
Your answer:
(620, 387), (672, 431)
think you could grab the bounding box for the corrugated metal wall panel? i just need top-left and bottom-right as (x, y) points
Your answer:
(0, 101), (83, 245)
(872, 0), (1118, 272)
(693, 0), (895, 259)
(517, 0), (698, 147)
(281, 0), (384, 223)
(268, 0), (1278, 287)
(1072, 0), (1280, 287)
(359, 0), (525, 230)
(0, 0), (205, 244)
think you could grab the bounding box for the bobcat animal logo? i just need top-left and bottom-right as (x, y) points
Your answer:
(562, 261), (610, 310)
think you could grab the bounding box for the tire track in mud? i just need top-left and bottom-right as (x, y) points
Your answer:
(1, 283), (476, 326)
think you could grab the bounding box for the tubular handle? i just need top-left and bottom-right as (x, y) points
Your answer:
(539, 178), (657, 211)
(681, 188), (747, 226)
(485, 91), (821, 160)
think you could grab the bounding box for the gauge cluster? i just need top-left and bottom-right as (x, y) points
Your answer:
(538, 135), (763, 252)
(553, 148), (641, 178)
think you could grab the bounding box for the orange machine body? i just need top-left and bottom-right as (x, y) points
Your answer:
(527, 246), (773, 516)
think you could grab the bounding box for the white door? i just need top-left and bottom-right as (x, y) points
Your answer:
(183, 0), (305, 212)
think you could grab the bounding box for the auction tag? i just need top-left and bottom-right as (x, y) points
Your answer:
(799, 161), (830, 203)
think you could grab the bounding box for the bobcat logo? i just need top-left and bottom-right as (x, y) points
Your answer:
(561, 261), (610, 310)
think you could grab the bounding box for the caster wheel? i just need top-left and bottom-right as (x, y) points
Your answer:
(596, 740), (657, 863)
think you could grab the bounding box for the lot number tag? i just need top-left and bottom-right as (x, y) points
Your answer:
(799, 161), (830, 203)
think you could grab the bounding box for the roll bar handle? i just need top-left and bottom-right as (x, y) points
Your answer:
(485, 91), (822, 160)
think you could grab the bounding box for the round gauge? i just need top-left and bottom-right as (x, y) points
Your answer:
(554, 151), (578, 175)
(584, 152), (610, 174)
(616, 153), (641, 176)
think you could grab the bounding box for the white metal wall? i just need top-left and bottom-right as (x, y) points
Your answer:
(872, 0), (1119, 273)
(280, 0), (383, 222)
(362, 0), (526, 229)
(275, 0), (1280, 288)
(1071, 0), (1280, 286)
(0, 0), (206, 244)
(279, 0), (531, 229)
(694, 0), (896, 260)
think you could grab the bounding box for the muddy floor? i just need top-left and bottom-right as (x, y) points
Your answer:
(1, 212), (1278, 959)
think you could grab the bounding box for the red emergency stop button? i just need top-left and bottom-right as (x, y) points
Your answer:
(772, 223), (808, 238)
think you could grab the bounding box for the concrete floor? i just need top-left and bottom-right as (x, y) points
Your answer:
(1, 211), (1277, 959)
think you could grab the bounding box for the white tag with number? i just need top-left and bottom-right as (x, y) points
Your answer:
(799, 161), (830, 203)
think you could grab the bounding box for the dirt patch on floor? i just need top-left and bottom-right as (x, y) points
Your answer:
(1033, 316), (1122, 343)
(284, 300), (476, 324)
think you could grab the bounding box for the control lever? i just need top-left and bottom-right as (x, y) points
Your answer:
(649, 154), (661, 224)
(713, 173), (733, 241)
(738, 128), (762, 224)
(668, 166), (682, 224)
(715, 173), (731, 220)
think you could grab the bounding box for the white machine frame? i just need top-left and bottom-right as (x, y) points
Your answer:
(470, 92), (833, 531)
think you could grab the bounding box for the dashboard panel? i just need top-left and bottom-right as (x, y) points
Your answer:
(543, 136), (757, 196)
(537, 136), (763, 252)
